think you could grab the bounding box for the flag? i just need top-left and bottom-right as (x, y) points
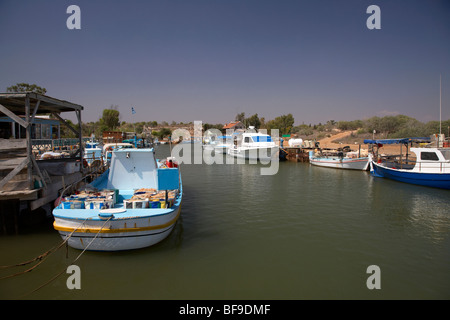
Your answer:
(131, 107), (136, 114)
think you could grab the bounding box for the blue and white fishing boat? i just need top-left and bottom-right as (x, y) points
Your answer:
(84, 141), (102, 165)
(369, 147), (450, 189)
(228, 130), (279, 161)
(365, 138), (450, 189)
(52, 148), (182, 251)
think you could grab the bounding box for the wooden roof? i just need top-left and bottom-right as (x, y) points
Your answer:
(0, 92), (84, 115)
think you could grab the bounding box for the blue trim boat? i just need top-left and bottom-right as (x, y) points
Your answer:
(52, 148), (182, 251)
(309, 150), (369, 171)
(228, 131), (279, 161)
(365, 138), (450, 189)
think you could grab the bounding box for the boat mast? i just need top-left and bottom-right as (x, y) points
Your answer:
(440, 74), (442, 136)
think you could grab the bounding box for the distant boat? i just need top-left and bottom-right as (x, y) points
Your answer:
(84, 141), (102, 165)
(309, 150), (369, 171)
(52, 148), (182, 251)
(227, 130), (279, 161)
(213, 135), (233, 154)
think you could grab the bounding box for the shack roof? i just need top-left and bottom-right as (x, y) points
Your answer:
(363, 137), (431, 145)
(0, 92), (84, 115)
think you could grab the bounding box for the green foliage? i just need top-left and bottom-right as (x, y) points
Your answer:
(292, 124), (314, 136)
(7, 83), (47, 95)
(154, 127), (172, 139)
(99, 105), (120, 131)
(234, 112), (261, 129)
(265, 114), (295, 135)
(337, 120), (363, 131)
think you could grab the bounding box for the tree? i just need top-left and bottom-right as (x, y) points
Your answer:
(7, 83), (47, 95)
(235, 112), (246, 123)
(154, 128), (171, 139)
(266, 114), (295, 135)
(99, 105), (120, 131)
(246, 113), (261, 129)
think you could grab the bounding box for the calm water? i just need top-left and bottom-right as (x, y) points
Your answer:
(1, 144), (449, 300)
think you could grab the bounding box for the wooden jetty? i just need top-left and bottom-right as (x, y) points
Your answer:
(0, 92), (86, 233)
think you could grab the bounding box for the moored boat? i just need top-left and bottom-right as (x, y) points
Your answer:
(365, 138), (450, 189)
(227, 130), (279, 161)
(309, 150), (369, 171)
(52, 148), (182, 251)
(213, 135), (233, 154)
(368, 147), (450, 189)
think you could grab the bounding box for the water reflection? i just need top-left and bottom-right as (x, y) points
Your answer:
(367, 175), (450, 244)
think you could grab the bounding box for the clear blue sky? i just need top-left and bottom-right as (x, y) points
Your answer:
(1, 0), (449, 125)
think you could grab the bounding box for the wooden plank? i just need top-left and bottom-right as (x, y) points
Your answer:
(0, 189), (38, 201)
(0, 103), (29, 128)
(30, 171), (82, 210)
(0, 157), (30, 189)
(26, 96), (33, 190)
(0, 157), (28, 169)
(0, 139), (27, 151)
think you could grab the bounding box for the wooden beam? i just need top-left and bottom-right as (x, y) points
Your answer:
(30, 99), (41, 123)
(0, 157), (30, 190)
(51, 112), (80, 137)
(0, 103), (29, 128)
(27, 93), (84, 112)
(30, 156), (47, 188)
(0, 139), (27, 151)
(25, 96), (33, 189)
(77, 110), (83, 160)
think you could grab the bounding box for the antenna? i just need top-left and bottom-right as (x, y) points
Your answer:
(440, 75), (442, 135)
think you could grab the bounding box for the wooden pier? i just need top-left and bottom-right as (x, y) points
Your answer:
(283, 147), (311, 162)
(0, 93), (85, 234)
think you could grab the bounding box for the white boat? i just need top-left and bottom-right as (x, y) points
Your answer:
(213, 135), (233, 154)
(309, 150), (369, 171)
(52, 148), (182, 251)
(365, 139), (450, 189)
(102, 142), (134, 164)
(227, 130), (279, 161)
(84, 141), (102, 165)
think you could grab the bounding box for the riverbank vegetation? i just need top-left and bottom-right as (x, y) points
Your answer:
(5, 83), (449, 142)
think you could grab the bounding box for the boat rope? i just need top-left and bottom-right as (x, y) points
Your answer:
(0, 217), (91, 279)
(19, 216), (112, 298)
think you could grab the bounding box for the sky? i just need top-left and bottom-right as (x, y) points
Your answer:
(0, 0), (449, 126)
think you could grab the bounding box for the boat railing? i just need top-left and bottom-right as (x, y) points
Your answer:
(377, 155), (449, 173)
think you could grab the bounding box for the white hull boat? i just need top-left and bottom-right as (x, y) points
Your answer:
(309, 151), (369, 171)
(52, 148), (182, 251)
(227, 131), (279, 161)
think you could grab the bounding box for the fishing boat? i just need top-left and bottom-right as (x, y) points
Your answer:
(365, 138), (450, 189)
(102, 142), (134, 164)
(52, 148), (182, 251)
(368, 145), (450, 190)
(309, 149), (369, 171)
(84, 141), (102, 165)
(227, 129), (279, 161)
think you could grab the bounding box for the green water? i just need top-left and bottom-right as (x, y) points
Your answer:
(1, 145), (449, 299)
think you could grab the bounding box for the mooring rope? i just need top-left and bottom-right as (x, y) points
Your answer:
(0, 217), (90, 280)
(20, 216), (112, 298)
